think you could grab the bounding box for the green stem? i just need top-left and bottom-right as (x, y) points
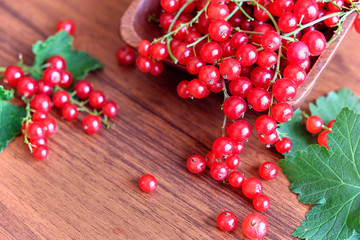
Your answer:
(69, 92), (114, 129)
(234, 28), (295, 42)
(21, 97), (35, 153)
(0, 67), (6, 72)
(232, 1), (254, 21)
(187, 34), (208, 48)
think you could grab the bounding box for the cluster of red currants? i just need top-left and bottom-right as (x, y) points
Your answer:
(133, 0), (359, 156)
(3, 54), (117, 160)
(305, 114), (335, 149)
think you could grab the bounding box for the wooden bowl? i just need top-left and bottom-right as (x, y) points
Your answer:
(120, 0), (357, 109)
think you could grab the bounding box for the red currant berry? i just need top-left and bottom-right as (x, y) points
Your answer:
(52, 90), (70, 108)
(102, 101), (118, 118)
(242, 177), (263, 198)
(196, 13), (212, 34)
(59, 70), (73, 89)
(161, 0), (180, 13)
(253, 194), (270, 212)
(177, 81), (191, 98)
(198, 65), (220, 85)
(231, 32), (249, 49)
(318, 130), (331, 149)
(242, 212), (268, 240)
(116, 45), (137, 65)
(225, 155), (240, 169)
(272, 78), (297, 102)
(223, 96), (247, 120)
(200, 42), (223, 63)
(205, 151), (217, 168)
(27, 122), (45, 140)
(139, 174), (157, 193)
(210, 162), (229, 181)
(186, 57), (205, 75)
(62, 104), (78, 121)
(217, 211), (237, 231)
(32, 111), (48, 122)
(36, 80), (53, 96)
(207, 3), (230, 20)
(278, 12), (298, 33)
(228, 171), (245, 187)
(32, 145), (49, 160)
(136, 56), (153, 73)
(187, 79), (209, 99)
(257, 50), (278, 69)
(261, 30), (281, 51)
(187, 155), (207, 174)
(283, 64), (307, 86)
(30, 94), (52, 113)
(75, 80), (93, 99)
(255, 115), (277, 135)
(43, 68), (62, 86)
(236, 44), (258, 66)
(150, 61), (164, 76)
(293, 0), (319, 24)
(324, 11), (340, 28)
(89, 90), (106, 109)
(149, 43), (169, 61)
(270, 0), (294, 17)
(326, 120), (336, 129)
(259, 162), (278, 180)
(275, 137), (292, 153)
(56, 20), (76, 35)
(40, 117), (57, 137)
(172, 43), (194, 65)
(252, 24), (275, 45)
(234, 141), (244, 154)
(208, 81), (223, 93)
(138, 40), (151, 56)
(250, 67), (274, 89)
(47, 55), (66, 70)
(29, 137), (47, 148)
(229, 77), (253, 99)
(212, 137), (235, 158)
(4, 66), (24, 87)
(17, 77), (36, 97)
(219, 59), (241, 80)
(247, 87), (271, 112)
(82, 115), (102, 134)
(306, 115), (323, 134)
(272, 102), (293, 122)
(208, 19), (231, 42)
(327, 0), (344, 12)
(227, 120), (252, 142)
(258, 131), (279, 145)
(301, 30), (326, 56)
(287, 41), (310, 64)
(354, 17), (360, 34)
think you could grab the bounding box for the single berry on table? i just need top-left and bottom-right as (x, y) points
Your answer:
(242, 212), (268, 239)
(259, 162), (278, 180)
(242, 177), (263, 199)
(186, 155), (206, 174)
(139, 174), (157, 193)
(216, 211), (237, 231)
(253, 194), (270, 212)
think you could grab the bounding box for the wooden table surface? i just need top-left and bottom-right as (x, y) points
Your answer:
(0, 0), (359, 239)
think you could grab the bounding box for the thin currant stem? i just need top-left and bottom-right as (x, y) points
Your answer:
(221, 78), (230, 137)
(234, 28), (295, 41)
(21, 97), (35, 153)
(69, 93), (114, 129)
(187, 34), (208, 48)
(225, 5), (240, 21)
(284, 11), (347, 37)
(233, 1), (254, 21)
(301, 111), (310, 119)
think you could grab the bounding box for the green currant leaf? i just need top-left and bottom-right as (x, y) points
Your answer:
(31, 31), (104, 81)
(277, 108), (315, 157)
(0, 86), (14, 100)
(0, 100), (26, 152)
(279, 108), (360, 240)
(309, 88), (360, 125)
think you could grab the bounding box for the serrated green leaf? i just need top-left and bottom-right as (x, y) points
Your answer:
(279, 108), (360, 240)
(0, 100), (26, 152)
(309, 88), (360, 124)
(31, 31), (103, 81)
(277, 108), (315, 157)
(0, 86), (14, 100)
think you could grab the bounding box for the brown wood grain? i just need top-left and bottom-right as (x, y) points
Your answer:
(0, 0), (359, 239)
